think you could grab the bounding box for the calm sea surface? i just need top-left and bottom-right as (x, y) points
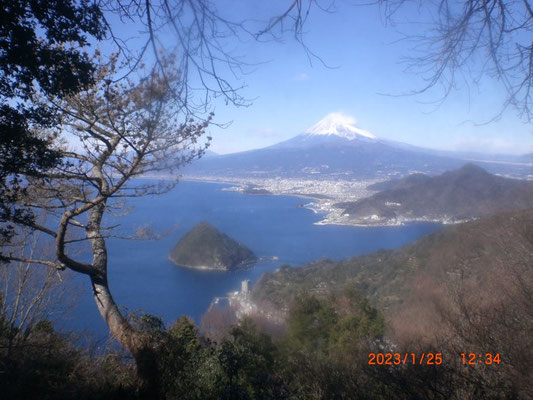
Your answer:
(59, 180), (442, 339)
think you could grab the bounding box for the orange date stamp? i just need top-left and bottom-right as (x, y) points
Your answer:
(368, 352), (501, 366)
(368, 352), (443, 365)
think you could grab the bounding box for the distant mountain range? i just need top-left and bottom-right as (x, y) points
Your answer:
(336, 164), (533, 225)
(184, 113), (533, 180)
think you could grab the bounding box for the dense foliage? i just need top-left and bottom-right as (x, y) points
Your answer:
(3, 278), (529, 399)
(0, 0), (105, 242)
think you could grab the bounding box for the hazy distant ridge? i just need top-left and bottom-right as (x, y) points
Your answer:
(336, 164), (533, 224)
(185, 114), (533, 179)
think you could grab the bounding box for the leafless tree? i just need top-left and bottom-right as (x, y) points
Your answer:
(1, 56), (211, 355)
(96, 0), (326, 115)
(90, 1), (533, 123)
(0, 227), (78, 362)
(0, 1), (326, 358)
(0, 242), (64, 334)
(377, 0), (533, 122)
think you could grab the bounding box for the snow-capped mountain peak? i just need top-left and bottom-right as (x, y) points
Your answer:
(305, 112), (376, 140)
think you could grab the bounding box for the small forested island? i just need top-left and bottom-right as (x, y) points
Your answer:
(169, 222), (256, 270)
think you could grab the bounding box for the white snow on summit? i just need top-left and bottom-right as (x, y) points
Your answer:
(306, 112), (376, 140)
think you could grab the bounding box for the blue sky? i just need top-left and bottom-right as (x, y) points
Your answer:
(112, 1), (533, 155)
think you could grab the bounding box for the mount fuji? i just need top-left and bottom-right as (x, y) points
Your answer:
(268, 112), (377, 150)
(183, 113), (531, 180)
(305, 112), (376, 140)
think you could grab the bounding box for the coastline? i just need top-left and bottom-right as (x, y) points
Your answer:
(178, 176), (454, 228)
(179, 175), (461, 228)
(168, 255), (258, 271)
(181, 175), (370, 227)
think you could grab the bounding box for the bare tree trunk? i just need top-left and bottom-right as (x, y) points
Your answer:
(87, 200), (142, 355)
(90, 275), (142, 355)
(91, 269), (160, 395)
(87, 200), (160, 394)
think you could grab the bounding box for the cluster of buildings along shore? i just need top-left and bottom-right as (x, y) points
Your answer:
(208, 279), (285, 325)
(185, 175), (379, 226)
(182, 175), (463, 226)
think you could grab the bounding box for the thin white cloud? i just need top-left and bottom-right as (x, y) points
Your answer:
(293, 72), (310, 81)
(446, 138), (533, 155)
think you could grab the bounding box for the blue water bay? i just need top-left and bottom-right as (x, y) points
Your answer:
(62, 181), (441, 339)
